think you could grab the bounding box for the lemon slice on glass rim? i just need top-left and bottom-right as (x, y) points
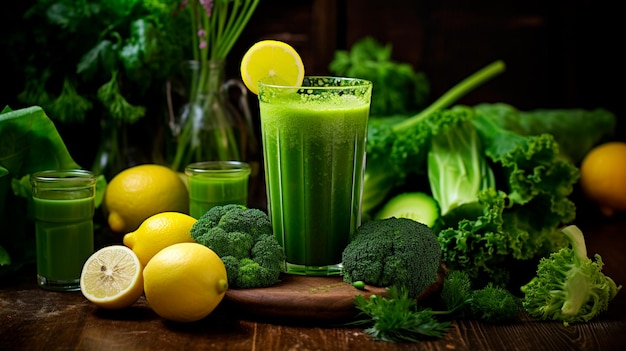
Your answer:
(80, 245), (144, 309)
(240, 40), (305, 95)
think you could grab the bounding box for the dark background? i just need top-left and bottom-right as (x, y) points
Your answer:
(1, 0), (624, 168)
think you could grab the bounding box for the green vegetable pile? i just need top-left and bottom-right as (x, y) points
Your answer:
(330, 39), (621, 343)
(350, 58), (616, 289)
(190, 204), (285, 289)
(17, 0), (184, 126)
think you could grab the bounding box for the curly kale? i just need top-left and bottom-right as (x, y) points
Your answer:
(190, 205), (284, 289)
(341, 217), (441, 298)
(436, 110), (582, 288)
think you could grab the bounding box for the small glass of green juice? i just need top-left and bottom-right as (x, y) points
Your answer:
(30, 169), (97, 291)
(258, 77), (372, 276)
(185, 161), (251, 219)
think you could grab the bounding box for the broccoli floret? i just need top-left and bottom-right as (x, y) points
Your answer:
(521, 225), (622, 325)
(194, 227), (253, 259)
(342, 217), (441, 298)
(190, 205), (284, 289)
(251, 234), (285, 272)
(221, 255), (240, 287)
(218, 207), (273, 240)
(193, 204), (246, 233)
(236, 258), (280, 289)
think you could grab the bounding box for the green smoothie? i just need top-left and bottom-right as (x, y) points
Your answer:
(33, 197), (95, 284)
(188, 175), (249, 218)
(259, 78), (371, 275)
(185, 161), (251, 219)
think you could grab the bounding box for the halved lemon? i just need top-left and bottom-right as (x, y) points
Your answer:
(240, 40), (305, 95)
(80, 245), (144, 309)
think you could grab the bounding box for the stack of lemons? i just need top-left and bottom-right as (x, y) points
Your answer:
(80, 39), (304, 322)
(80, 212), (229, 322)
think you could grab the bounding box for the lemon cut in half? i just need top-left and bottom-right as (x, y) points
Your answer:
(240, 39), (305, 95)
(80, 245), (144, 309)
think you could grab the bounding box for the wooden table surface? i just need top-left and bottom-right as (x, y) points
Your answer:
(1, 217), (625, 351)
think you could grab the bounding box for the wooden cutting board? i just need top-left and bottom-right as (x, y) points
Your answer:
(223, 270), (444, 323)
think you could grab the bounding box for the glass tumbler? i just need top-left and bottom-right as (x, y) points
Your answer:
(258, 77), (372, 276)
(185, 161), (251, 219)
(31, 169), (97, 291)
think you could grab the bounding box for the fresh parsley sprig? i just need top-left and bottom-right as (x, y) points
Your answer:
(349, 286), (452, 343)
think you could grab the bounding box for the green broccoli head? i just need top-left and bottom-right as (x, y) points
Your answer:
(521, 225), (622, 325)
(189, 205), (283, 289)
(342, 217), (442, 298)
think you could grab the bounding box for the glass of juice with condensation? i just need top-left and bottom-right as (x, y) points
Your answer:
(30, 170), (96, 291)
(185, 161), (251, 219)
(258, 77), (372, 276)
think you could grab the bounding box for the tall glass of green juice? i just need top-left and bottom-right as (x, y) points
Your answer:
(258, 77), (372, 276)
(185, 161), (251, 219)
(31, 170), (96, 291)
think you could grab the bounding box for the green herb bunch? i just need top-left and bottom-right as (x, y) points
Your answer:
(14, 0), (186, 176)
(18, 0), (184, 125)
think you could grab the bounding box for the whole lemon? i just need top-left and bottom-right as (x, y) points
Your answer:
(104, 164), (189, 234)
(580, 141), (626, 217)
(123, 212), (197, 267)
(143, 242), (229, 322)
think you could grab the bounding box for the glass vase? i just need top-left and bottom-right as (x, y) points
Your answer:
(165, 59), (255, 172)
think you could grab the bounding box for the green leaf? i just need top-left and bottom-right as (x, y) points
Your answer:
(94, 174), (107, 208)
(0, 245), (10, 266)
(96, 71), (146, 124)
(474, 103), (616, 164)
(48, 78), (93, 123)
(0, 106), (81, 177)
(77, 39), (119, 79)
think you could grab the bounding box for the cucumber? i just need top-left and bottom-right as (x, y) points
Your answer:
(374, 192), (440, 227)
